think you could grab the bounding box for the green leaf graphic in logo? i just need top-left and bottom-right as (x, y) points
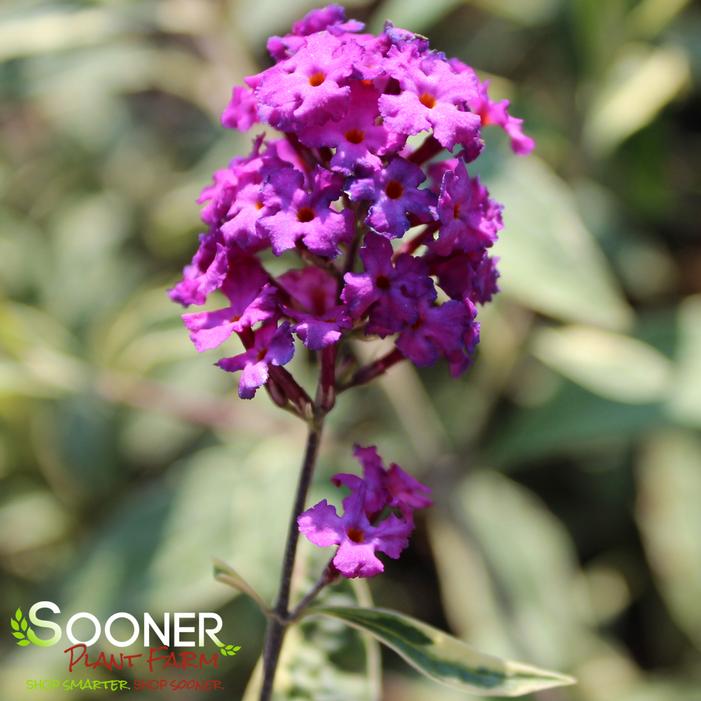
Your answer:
(10, 608), (52, 648)
(215, 640), (241, 657)
(10, 609), (31, 647)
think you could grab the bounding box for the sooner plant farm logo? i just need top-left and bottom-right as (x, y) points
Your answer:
(10, 602), (240, 693)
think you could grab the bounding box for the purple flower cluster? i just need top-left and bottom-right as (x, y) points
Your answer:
(298, 445), (431, 578)
(171, 4), (533, 401)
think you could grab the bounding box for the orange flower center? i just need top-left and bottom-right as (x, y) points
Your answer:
(347, 527), (365, 543)
(297, 207), (315, 223)
(344, 128), (365, 144)
(419, 92), (437, 109)
(385, 180), (404, 199)
(308, 72), (325, 87)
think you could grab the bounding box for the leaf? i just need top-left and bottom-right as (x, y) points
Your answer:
(12, 632), (25, 639)
(432, 471), (614, 671)
(52, 439), (301, 616)
(484, 157), (632, 330)
(532, 325), (672, 404)
(0, 7), (123, 62)
(628, 0), (693, 38)
(367, 0), (462, 35)
(484, 379), (667, 467)
(309, 606), (575, 697)
(466, 0), (562, 26)
(10, 619), (19, 631)
(636, 430), (701, 651)
(669, 296), (701, 428)
(241, 578), (383, 701)
(584, 43), (691, 156)
(17, 639), (30, 647)
(20, 618), (28, 632)
(213, 558), (270, 615)
(14, 608), (21, 621)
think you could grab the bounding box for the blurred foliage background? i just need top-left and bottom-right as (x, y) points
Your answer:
(1, 0), (700, 699)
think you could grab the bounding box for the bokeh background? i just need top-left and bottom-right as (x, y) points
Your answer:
(1, 0), (700, 699)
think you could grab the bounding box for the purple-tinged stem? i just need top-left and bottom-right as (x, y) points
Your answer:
(259, 417), (324, 701)
(316, 345), (337, 413)
(287, 560), (338, 622)
(340, 348), (405, 391)
(396, 223), (439, 257)
(409, 135), (442, 165)
(269, 366), (313, 419)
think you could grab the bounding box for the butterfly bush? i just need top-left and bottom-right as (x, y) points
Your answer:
(171, 5), (533, 579)
(299, 445), (432, 577)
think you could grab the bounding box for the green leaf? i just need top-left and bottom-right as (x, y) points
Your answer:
(309, 606), (575, 697)
(637, 430), (701, 651)
(367, 0), (462, 35)
(429, 471), (594, 668)
(17, 639), (31, 647)
(584, 44), (691, 156)
(20, 618), (28, 632)
(484, 379), (667, 467)
(532, 325), (672, 404)
(466, 0), (561, 26)
(12, 631), (25, 639)
(14, 608), (21, 621)
(484, 157), (632, 330)
(242, 578), (383, 701)
(669, 296), (701, 428)
(10, 619), (19, 631)
(213, 558), (270, 615)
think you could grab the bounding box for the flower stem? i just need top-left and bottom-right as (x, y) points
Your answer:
(259, 416), (324, 701)
(287, 559), (338, 622)
(339, 348), (405, 392)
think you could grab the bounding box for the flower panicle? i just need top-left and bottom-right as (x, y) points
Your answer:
(170, 4), (533, 403)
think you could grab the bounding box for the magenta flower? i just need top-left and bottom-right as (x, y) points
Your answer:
(182, 256), (277, 352)
(348, 157), (436, 238)
(267, 4), (364, 62)
(379, 49), (482, 151)
(217, 322), (294, 399)
(299, 83), (403, 174)
(333, 445), (432, 519)
(342, 233), (435, 335)
(172, 5), (533, 407)
(258, 166), (352, 257)
(467, 76), (535, 155)
(298, 487), (412, 578)
(221, 85), (259, 131)
(396, 298), (479, 376)
(299, 444), (430, 578)
(428, 250), (500, 305)
(332, 445), (388, 517)
(169, 231), (228, 307)
(278, 267), (351, 349)
(251, 33), (357, 132)
(431, 159), (503, 255)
